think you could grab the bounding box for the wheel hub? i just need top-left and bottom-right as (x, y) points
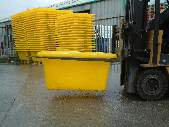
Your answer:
(143, 78), (161, 95)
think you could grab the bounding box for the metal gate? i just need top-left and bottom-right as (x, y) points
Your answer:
(89, 0), (124, 53)
(94, 17), (120, 53)
(0, 20), (16, 59)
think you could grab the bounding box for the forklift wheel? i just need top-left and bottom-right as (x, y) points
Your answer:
(136, 69), (168, 100)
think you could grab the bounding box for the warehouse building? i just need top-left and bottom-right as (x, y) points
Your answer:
(0, 0), (125, 60)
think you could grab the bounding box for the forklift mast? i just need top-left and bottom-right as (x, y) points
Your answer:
(123, 0), (161, 62)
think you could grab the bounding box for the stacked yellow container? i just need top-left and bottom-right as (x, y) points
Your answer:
(12, 12), (30, 61)
(57, 13), (96, 52)
(48, 10), (73, 51)
(12, 8), (96, 62)
(54, 10), (73, 51)
(28, 8), (52, 62)
(12, 8), (72, 62)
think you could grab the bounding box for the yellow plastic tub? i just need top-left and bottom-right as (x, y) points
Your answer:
(30, 51), (42, 62)
(37, 51), (117, 91)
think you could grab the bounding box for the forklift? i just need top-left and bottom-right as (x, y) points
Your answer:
(120, 0), (169, 100)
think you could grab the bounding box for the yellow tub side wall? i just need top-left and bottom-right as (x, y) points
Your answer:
(43, 59), (111, 91)
(30, 52), (42, 62)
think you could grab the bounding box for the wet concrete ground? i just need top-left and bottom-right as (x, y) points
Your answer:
(1, 64), (169, 127)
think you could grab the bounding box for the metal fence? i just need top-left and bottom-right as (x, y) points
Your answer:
(94, 17), (120, 53)
(0, 22), (16, 59)
(89, 0), (124, 53)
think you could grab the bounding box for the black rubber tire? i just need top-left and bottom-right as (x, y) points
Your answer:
(136, 69), (168, 100)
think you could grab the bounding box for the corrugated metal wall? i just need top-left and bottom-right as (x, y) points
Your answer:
(66, 0), (125, 53)
(91, 0), (124, 20)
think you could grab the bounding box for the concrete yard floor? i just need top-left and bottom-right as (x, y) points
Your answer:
(1, 64), (169, 127)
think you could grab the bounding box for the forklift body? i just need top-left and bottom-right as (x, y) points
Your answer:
(120, 0), (169, 100)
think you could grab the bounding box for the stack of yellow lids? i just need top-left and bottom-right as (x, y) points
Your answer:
(12, 8), (73, 52)
(12, 12), (29, 51)
(57, 13), (96, 52)
(26, 8), (55, 51)
(54, 10), (73, 50)
(12, 8), (96, 61)
(47, 10), (73, 51)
